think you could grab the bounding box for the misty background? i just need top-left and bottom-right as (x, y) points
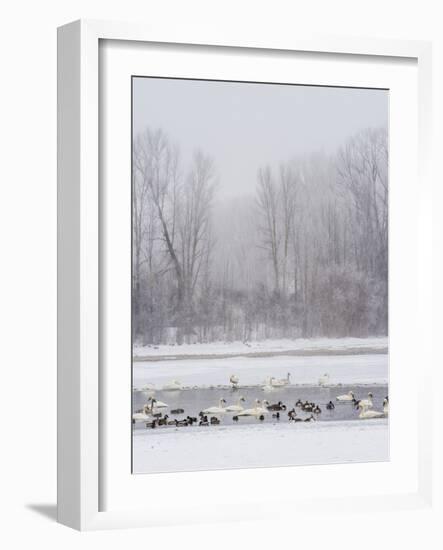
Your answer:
(132, 77), (388, 345)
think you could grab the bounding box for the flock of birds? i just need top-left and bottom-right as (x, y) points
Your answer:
(132, 372), (389, 429)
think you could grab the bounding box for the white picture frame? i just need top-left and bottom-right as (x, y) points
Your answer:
(57, 19), (433, 530)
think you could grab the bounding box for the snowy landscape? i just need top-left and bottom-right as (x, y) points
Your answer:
(131, 77), (389, 474)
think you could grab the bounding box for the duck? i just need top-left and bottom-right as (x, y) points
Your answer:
(210, 416), (220, 425)
(187, 416), (198, 423)
(258, 415), (265, 421)
(318, 373), (330, 386)
(171, 408), (185, 415)
(173, 418), (188, 426)
(157, 415), (169, 426)
(202, 398), (227, 415)
(272, 412), (280, 420)
(232, 415), (239, 422)
(229, 374), (239, 389)
(358, 392), (374, 410)
(326, 401), (335, 410)
(199, 419), (209, 426)
(336, 391), (355, 402)
(225, 396), (246, 412)
(162, 380), (182, 391)
(295, 399), (303, 408)
(358, 404), (384, 419)
(313, 405), (322, 414)
(145, 420), (157, 428)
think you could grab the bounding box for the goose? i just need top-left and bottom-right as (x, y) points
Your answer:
(318, 373), (330, 386)
(210, 416), (220, 425)
(258, 415), (265, 421)
(225, 396), (246, 412)
(288, 409), (297, 420)
(358, 404), (384, 419)
(271, 373), (291, 387)
(162, 380), (182, 391)
(326, 401), (335, 410)
(295, 399), (303, 408)
(336, 391), (355, 402)
(202, 398), (227, 415)
(229, 374), (239, 389)
(313, 405), (322, 414)
(232, 415), (239, 422)
(358, 392), (374, 410)
(267, 401), (286, 411)
(304, 414), (316, 422)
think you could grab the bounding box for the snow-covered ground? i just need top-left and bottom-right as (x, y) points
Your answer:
(133, 419), (389, 474)
(133, 353), (388, 389)
(134, 336), (388, 359)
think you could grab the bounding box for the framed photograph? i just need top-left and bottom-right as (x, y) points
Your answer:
(57, 20), (433, 530)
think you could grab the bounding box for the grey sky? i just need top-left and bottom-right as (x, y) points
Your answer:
(133, 77), (388, 199)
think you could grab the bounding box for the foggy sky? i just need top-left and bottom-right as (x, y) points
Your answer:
(133, 77), (388, 199)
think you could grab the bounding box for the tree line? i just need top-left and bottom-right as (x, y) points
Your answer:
(133, 126), (388, 345)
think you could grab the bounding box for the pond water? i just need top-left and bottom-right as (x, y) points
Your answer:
(132, 383), (388, 431)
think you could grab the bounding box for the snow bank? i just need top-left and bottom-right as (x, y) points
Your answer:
(133, 336), (388, 359)
(133, 353), (388, 388)
(133, 419), (389, 474)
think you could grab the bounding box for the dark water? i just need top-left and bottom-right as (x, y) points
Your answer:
(132, 384), (388, 430)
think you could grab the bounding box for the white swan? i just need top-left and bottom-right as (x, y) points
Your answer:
(358, 404), (385, 419)
(132, 412), (151, 422)
(262, 377), (276, 392)
(135, 384), (156, 397)
(132, 403), (152, 422)
(230, 374), (239, 388)
(318, 373), (329, 386)
(358, 392), (374, 409)
(271, 373), (291, 387)
(336, 391), (355, 402)
(148, 397), (168, 409)
(162, 380), (182, 391)
(203, 398), (227, 415)
(238, 399), (269, 417)
(225, 396), (246, 412)
(383, 398), (389, 416)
